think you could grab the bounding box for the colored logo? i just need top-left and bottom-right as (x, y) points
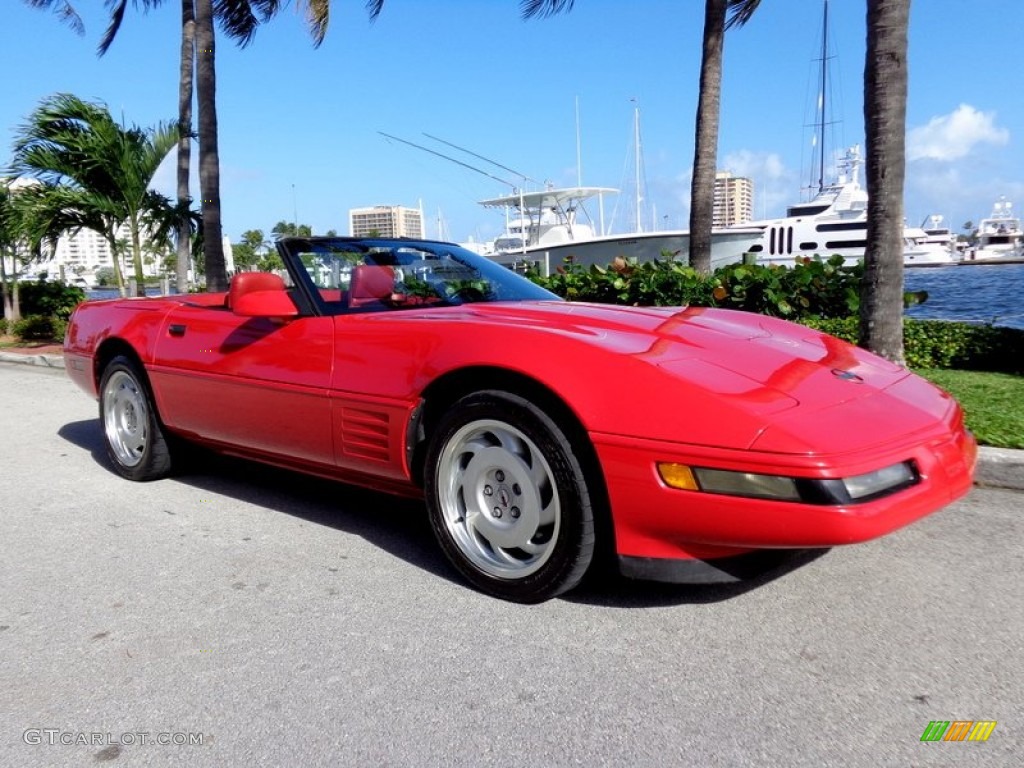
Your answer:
(831, 368), (863, 382)
(920, 721), (997, 742)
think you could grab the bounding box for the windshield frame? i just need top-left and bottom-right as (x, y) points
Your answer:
(276, 236), (561, 316)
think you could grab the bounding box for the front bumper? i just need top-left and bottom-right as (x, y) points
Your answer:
(593, 419), (976, 571)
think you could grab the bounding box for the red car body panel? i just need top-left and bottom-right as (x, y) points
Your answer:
(64, 284), (977, 574)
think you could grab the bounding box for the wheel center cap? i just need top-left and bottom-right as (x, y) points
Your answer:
(497, 486), (511, 507)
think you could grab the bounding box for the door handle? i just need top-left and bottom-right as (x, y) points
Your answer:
(168, 324), (187, 337)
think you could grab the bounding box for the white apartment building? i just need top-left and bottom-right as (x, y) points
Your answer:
(713, 172), (754, 227)
(52, 227), (117, 276)
(349, 205), (424, 239)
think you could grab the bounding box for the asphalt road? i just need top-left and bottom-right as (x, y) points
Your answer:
(1, 363), (1020, 767)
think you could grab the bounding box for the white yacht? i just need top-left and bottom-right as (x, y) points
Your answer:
(736, 146), (954, 267)
(920, 215), (958, 254)
(740, 146), (868, 267)
(966, 198), (1022, 262)
(903, 223), (958, 266)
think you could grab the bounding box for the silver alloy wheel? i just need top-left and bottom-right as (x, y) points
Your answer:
(436, 418), (561, 579)
(102, 369), (148, 468)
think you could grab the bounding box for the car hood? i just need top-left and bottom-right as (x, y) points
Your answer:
(442, 302), (954, 454)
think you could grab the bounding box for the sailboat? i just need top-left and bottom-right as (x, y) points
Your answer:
(730, 0), (954, 268)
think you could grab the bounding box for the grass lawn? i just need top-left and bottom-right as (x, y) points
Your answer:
(916, 369), (1024, 449)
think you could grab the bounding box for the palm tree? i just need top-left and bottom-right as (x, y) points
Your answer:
(28, 1), (346, 294)
(521, 1), (761, 275)
(860, 0), (909, 364)
(11, 94), (180, 297)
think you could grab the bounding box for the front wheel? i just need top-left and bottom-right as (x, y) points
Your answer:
(99, 355), (174, 481)
(424, 391), (596, 603)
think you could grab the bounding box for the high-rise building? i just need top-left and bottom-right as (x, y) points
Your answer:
(712, 172), (753, 227)
(349, 205), (424, 238)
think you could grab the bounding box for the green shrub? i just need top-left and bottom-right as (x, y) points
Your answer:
(16, 279), (86, 320)
(0, 317), (7, 336)
(902, 320), (1024, 374)
(531, 254), (862, 319)
(11, 314), (65, 342)
(801, 316), (1024, 375)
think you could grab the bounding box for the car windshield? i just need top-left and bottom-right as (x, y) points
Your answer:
(278, 237), (560, 313)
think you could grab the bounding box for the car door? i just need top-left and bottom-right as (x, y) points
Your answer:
(149, 303), (335, 467)
(326, 313), (425, 484)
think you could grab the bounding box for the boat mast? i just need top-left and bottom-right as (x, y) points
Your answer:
(634, 103), (643, 233)
(817, 0), (829, 193)
(575, 96), (583, 189)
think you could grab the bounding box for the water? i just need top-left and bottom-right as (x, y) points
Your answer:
(87, 287), (179, 300)
(904, 263), (1024, 330)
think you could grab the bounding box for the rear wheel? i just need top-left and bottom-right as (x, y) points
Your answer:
(424, 391), (596, 603)
(99, 355), (173, 481)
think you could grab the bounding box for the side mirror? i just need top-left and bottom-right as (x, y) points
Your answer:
(232, 289), (299, 319)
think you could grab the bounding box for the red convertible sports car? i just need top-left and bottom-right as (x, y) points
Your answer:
(64, 237), (977, 602)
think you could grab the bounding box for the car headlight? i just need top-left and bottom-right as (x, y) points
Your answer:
(837, 462), (918, 500)
(657, 461), (918, 505)
(692, 468), (801, 501)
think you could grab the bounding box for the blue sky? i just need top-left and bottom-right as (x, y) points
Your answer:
(4, 0), (1021, 244)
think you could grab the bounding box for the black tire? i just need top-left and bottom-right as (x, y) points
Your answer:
(98, 355), (174, 481)
(424, 390), (596, 603)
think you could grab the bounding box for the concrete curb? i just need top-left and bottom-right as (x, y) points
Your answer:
(2, 352), (1022, 492)
(0, 351), (66, 369)
(975, 447), (1024, 492)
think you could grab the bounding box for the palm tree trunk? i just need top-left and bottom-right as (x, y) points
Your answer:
(0, 251), (21, 324)
(194, 0), (227, 292)
(176, 0), (195, 294)
(107, 230), (127, 298)
(688, 0), (727, 274)
(860, 0), (910, 365)
(130, 212), (147, 296)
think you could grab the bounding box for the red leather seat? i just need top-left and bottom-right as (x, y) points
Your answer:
(348, 265), (395, 308)
(227, 272), (285, 309)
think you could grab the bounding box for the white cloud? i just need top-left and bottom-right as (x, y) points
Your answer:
(720, 150), (787, 182)
(907, 104), (1009, 162)
(720, 150), (799, 219)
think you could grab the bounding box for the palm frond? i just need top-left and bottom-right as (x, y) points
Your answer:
(10, 93), (180, 256)
(98, 0), (129, 55)
(214, 0), (261, 46)
(24, 0), (85, 36)
(726, 0), (762, 30)
(520, 0), (575, 19)
(302, 0), (329, 45)
(365, 0), (385, 22)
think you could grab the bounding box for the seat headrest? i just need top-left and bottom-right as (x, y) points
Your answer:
(349, 265), (395, 307)
(227, 272), (286, 309)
